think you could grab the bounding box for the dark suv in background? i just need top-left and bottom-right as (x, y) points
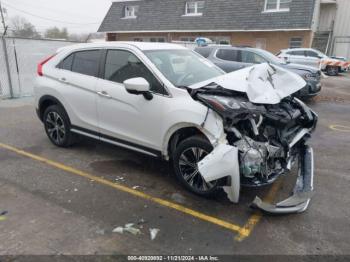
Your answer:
(195, 46), (322, 99)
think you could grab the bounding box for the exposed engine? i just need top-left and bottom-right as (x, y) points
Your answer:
(192, 85), (317, 187)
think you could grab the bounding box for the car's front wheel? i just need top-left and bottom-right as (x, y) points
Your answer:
(173, 135), (219, 197)
(326, 66), (339, 76)
(43, 105), (75, 147)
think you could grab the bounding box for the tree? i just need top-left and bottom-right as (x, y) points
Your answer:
(44, 27), (69, 40)
(10, 16), (41, 38)
(68, 33), (89, 42)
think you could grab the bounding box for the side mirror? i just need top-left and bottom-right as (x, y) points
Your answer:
(123, 77), (153, 100)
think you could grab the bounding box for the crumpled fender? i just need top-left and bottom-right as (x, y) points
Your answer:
(198, 144), (240, 203)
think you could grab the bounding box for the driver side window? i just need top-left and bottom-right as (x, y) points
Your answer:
(104, 49), (167, 95)
(306, 51), (319, 58)
(241, 51), (266, 64)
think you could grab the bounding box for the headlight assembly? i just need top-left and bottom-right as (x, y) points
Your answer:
(196, 94), (261, 117)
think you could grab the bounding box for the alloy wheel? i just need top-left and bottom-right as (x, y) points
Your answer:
(178, 147), (216, 192)
(46, 111), (66, 144)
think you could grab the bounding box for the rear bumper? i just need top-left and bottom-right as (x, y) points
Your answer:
(250, 145), (314, 214)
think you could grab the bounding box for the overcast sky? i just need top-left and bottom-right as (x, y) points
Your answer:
(1, 0), (113, 34)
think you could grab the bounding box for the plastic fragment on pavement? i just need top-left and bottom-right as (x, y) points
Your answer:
(149, 228), (160, 240)
(112, 227), (124, 234)
(112, 223), (141, 235)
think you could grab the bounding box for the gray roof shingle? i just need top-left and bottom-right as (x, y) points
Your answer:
(98, 0), (316, 32)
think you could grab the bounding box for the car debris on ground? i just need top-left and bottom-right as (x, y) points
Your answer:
(112, 223), (141, 235)
(149, 228), (160, 240)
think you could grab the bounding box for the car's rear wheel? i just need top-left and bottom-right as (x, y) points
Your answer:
(326, 66), (339, 76)
(43, 105), (75, 147)
(173, 135), (219, 197)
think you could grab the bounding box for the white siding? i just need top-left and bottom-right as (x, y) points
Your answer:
(318, 3), (337, 31)
(333, 0), (350, 37)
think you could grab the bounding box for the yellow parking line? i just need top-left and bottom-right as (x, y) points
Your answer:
(0, 142), (250, 237)
(329, 125), (350, 132)
(234, 178), (283, 241)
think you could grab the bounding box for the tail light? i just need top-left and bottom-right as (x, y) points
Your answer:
(37, 54), (55, 76)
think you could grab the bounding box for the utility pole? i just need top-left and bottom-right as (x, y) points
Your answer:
(0, 0), (14, 98)
(0, 0), (6, 30)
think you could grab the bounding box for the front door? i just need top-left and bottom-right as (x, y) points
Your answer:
(288, 50), (308, 65)
(96, 49), (168, 156)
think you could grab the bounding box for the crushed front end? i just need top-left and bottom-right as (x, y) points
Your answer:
(192, 83), (317, 214)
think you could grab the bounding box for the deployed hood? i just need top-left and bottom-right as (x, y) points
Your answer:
(189, 63), (307, 104)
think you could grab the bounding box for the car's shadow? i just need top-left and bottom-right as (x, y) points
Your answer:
(68, 137), (296, 218)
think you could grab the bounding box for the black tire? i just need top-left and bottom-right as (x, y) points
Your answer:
(172, 135), (219, 197)
(43, 105), (75, 147)
(326, 66), (339, 76)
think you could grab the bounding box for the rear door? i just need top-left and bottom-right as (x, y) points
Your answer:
(214, 49), (244, 72)
(57, 49), (101, 133)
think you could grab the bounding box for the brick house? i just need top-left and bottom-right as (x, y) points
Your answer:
(98, 0), (318, 53)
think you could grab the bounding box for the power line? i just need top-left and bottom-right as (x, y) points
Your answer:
(2, 0), (99, 20)
(2, 2), (100, 25)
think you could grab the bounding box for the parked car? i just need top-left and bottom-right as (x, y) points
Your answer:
(330, 56), (350, 72)
(34, 42), (317, 214)
(277, 48), (344, 76)
(195, 46), (322, 99)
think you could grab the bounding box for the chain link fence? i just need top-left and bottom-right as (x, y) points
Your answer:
(0, 37), (79, 99)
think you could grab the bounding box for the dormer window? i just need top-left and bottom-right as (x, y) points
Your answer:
(185, 1), (205, 16)
(124, 5), (138, 18)
(264, 0), (291, 12)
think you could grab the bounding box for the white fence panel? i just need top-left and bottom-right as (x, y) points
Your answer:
(0, 37), (79, 98)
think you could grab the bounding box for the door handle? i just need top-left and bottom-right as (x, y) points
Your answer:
(97, 91), (112, 99)
(60, 77), (67, 82)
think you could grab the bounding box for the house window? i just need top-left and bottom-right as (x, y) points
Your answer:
(264, 0), (291, 12)
(180, 37), (196, 42)
(150, 37), (166, 42)
(133, 37), (166, 42)
(185, 1), (205, 16)
(289, 37), (303, 48)
(124, 6), (138, 18)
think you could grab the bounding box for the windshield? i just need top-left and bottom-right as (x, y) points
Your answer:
(144, 49), (223, 87)
(255, 49), (287, 65)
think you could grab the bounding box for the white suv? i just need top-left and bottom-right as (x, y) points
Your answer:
(34, 42), (317, 214)
(277, 48), (341, 76)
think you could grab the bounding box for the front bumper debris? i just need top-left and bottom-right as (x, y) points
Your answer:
(250, 146), (314, 214)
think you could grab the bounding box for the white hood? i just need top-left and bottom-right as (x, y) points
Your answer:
(189, 63), (307, 104)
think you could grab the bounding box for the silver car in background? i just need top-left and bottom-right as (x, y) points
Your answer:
(277, 48), (347, 76)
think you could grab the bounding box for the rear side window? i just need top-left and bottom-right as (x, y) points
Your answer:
(71, 50), (100, 77)
(216, 49), (240, 62)
(61, 54), (74, 71)
(104, 49), (166, 95)
(194, 48), (212, 58)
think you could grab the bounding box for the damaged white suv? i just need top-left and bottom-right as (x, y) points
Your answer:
(34, 42), (317, 214)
